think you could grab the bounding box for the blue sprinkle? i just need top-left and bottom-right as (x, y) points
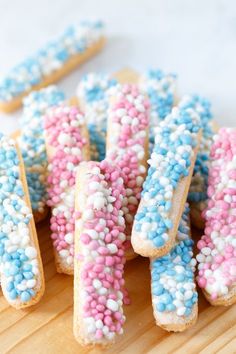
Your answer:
(152, 285), (164, 296)
(176, 274), (185, 282)
(156, 265), (166, 273)
(184, 308), (192, 317)
(166, 303), (176, 311)
(23, 271), (33, 280)
(20, 291), (31, 302)
(23, 264), (32, 272)
(14, 274), (23, 284)
(28, 289), (35, 297)
(161, 293), (172, 305)
(6, 281), (14, 292)
(156, 302), (166, 312)
(153, 237), (165, 248)
(13, 259), (21, 267)
(9, 289), (18, 300)
(9, 265), (19, 276)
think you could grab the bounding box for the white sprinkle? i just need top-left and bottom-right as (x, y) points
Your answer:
(160, 177), (169, 186)
(173, 299), (183, 308)
(103, 326), (109, 335)
(175, 291), (184, 300)
(94, 197), (106, 210)
(201, 247), (211, 256)
(66, 256), (73, 265)
(177, 307), (186, 316)
(58, 132), (72, 146)
(106, 299), (119, 312)
(65, 233), (74, 244)
(27, 279), (36, 288)
(184, 290), (193, 300)
(59, 249), (69, 258)
(95, 319), (103, 329)
(118, 233), (126, 242)
(25, 247), (37, 259)
(17, 283), (27, 291)
(93, 279), (102, 289)
(183, 283), (195, 290)
(141, 222), (151, 232)
(107, 244), (118, 254)
(175, 265), (185, 274)
(87, 230), (98, 239)
(87, 324), (96, 334)
(196, 254), (205, 263)
(116, 108), (126, 117)
(83, 209), (94, 220)
(121, 116), (132, 125)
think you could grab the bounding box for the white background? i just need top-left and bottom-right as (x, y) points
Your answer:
(0, 0), (235, 133)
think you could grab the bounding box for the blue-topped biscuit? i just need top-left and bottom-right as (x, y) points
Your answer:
(0, 134), (44, 308)
(0, 21), (104, 112)
(151, 205), (198, 330)
(131, 105), (201, 257)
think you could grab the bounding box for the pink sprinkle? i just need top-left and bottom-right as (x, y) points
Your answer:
(95, 329), (103, 339)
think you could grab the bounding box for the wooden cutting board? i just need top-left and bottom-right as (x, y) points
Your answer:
(1, 69), (235, 354)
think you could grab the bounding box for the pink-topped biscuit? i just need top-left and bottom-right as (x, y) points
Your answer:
(74, 160), (127, 346)
(106, 84), (150, 260)
(197, 128), (236, 305)
(44, 105), (90, 274)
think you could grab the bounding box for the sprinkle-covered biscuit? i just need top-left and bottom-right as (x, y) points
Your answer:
(0, 21), (105, 113)
(151, 204), (198, 331)
(131, 105), (201, 258)
(0, 134), (44, 308)
(74, 161), (126, 346)
(197, 128), (236, 306)
(106, 84), (150, 260)
(44, 105), (90, 274)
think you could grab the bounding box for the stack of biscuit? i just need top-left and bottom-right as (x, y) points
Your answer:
(0, 20), (235, 348)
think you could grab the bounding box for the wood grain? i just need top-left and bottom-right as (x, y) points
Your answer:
(0, 221), (235, 354)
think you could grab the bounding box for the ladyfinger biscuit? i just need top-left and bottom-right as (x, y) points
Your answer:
(74, 161), (126, 346)
(197, 128), (236, 306)
(76, 73), (118, 161)
(44, 105), (90, 275)
(19, 86), (65, 223)
(151, 204), (198, 332)
(106, 84), (150, 260)
(0, 21), (105, 113)
(131, 105), (201, 258)
(0, 134), (44, 308)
